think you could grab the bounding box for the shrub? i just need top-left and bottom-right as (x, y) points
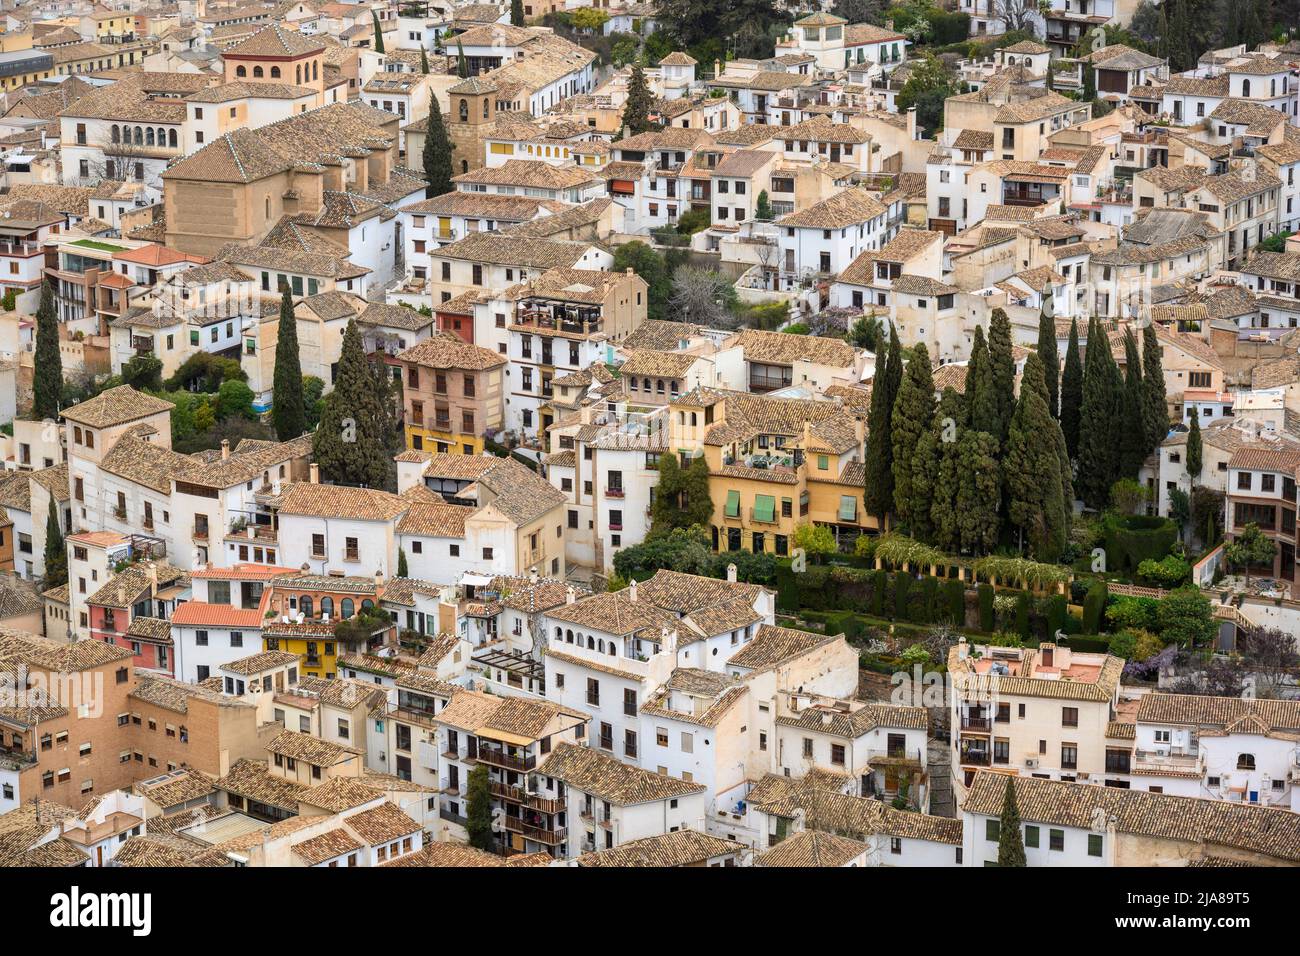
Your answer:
(1103, 513), (1178, 573)
(893, 571), (912, 619)
(1044, 594), (1067, 639)
(1106, 597), (1158, 633)
(918, 576), (938, 624)
(977, 583), (995, 631)
(941, 579), (965, 627)
(869, 569), (887, 616)
(1082, 580), (1108, 634)
(1136, 554), (1191, 589)
(1014, 592), (1031, 638)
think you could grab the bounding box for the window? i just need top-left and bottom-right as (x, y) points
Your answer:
(1049, 829), (1065, 851)
(1061, 744), (1077, 770)
(1024, 824), (1039, 848)
(1061, 707), (1078, 727)
(1087, 834), (1103, 857)
(985, 819), (1000, 842)
(1237, 753), (1256, 770)
(830, 744), (845, 765)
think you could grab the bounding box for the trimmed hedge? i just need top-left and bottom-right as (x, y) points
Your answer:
(1103, 514), (1178, 574)
(1044, 594), (1068, 639)
(1014, 592), (1031, 638)
(978, 583), (995, 631)
(941, 579), (965, 626)
(1082, 579), (1109, 634)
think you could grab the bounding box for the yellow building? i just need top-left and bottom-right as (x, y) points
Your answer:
(667, 388), (877, 556)
(396, 333), (507, 456)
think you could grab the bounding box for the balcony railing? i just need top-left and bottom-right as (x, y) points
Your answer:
(960, 716), (992, 731)
(489, 781), (564, 814)
(500, 817), (566, 845)
(605, 487), (625, 498)
(477, 745), (535, 772)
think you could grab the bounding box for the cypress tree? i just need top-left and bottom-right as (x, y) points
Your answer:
(1168, 0), (1192, 72)
(397, 546), (409, 577)
(32, 279), (62, 421)
(312, 320), (395, 490)
(1006, 354), (1067, 560)
(929, 388), (966, 553)
(997, 777), (1027, 867)
(1037, 295), (1060, 418)
(681, 456), (715, 527)
(1076, 317), (1122, 510)
(650, 454), (683, 532)
(422, 96), (453, 198)
(987, 307), (1016, 444)
(891, 342), (935, 534)
(864, 326), (902, 526)
(43, 495), (67, 589)
(465, 763), (493, 850)
(272, 285), (306, 441)
(966, 325), (998, 436)
(1060, 316), (1083, 460)
(511, 0), (525, 26)
(456, 39), (469, 79)
(621, 62), (654, 135)
(957, 430), (1001, 555)
(372, 11), (385, 53)
(1141, 324), (1168, 456)
(420, 47), (429, 74)
(1119, 330), (1147, 477)
(1186, 406), (1203, 485)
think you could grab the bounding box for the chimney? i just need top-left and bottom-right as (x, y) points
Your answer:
(309, 463), (319, 484)
(220, 438), (230, 460)
(713, 58), (721, 79)
(565, 585), (576, 604)
(374, 569), (384, 589)
(147, 561), (158, 595)
(628, 578), (637, 602)
(726, 562), (737, 583)
(957, 637), (968, 661)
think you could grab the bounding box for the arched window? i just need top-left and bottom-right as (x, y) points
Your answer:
(265, 197), (271, 219)
(461, 160), (468, 173)
(253, 65), (264, 78)
(110, 125), (120, 143)
(642, 377), (650, 392)
(691, 412), (698, 426)
(236, 65), (247, 78)
(1238, 753), (1256, 770)
(270, 65), (281, 79)
(106, 160), (116, 179)
(320, 596), (334, 619)
(587, 635), (595, 650)
(312, 60), (318, 81)
(483, 98), (489, 119)
(133, 126), (143, 145)
(459, 99), (468, 122)
(565, 629), (573, 642)
(597, 639), (605, 653)
(1242, 79), (1251, 97)
(299, 595), (313, 618)
(361, 599), (374, 611)
(341, 598), (355, 618)
(168, 129), (177, 148)
(608, 644), (616, 656)
(145, 128), (155, 147)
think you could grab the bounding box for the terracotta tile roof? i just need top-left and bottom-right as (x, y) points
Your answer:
(777, 187), (886, 229)
(223, 649), (301, 675)
(964, 770), (1300, 862)
(214, 758), (308, 810)
(267, 729), (361, 766)
(225, 23), (325, 57)
(538, 741), (705, 805)
(395, 501), (474, 537)
(277, 483), (407, 522)
(756, 829), (868, 866)
(397, 331), (507, 371)
(292, 827), (364, 864)
(574, 829), (744, 867)
(727, 623), (842, 672)
(169, 602), (267, 628)
(61, 384), (173, 428)
(776, 701), (928, 739)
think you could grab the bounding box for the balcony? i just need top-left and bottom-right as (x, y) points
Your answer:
(439, 807), (468, 826)
(500, 816), (566, 845)
(604, 486), (625, 498)
(960, 715), (992, 732)
(867, 748), (924, 767)
(748, 371), (793, 393)
(192, 526), (209, 542)
(476, 745), (535, 772)
(490, 781), (564, 814)
(1133, 748), (1200, 773)
(959, 741), (991, 766)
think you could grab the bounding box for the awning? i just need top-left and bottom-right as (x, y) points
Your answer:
(753, 495), (775, 524)
(725, 489), (741, 518)
(460, 572), (494, 587)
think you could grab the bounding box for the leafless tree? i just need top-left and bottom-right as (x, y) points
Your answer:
(1239, 627), (1299, 698)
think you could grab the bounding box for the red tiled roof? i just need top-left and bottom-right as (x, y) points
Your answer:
(169, 602), (266, 628)
(188, 563), (295, 580)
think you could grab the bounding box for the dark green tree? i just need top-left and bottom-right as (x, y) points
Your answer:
(511, 0), (525, 25)
(891, 342), (935, 534)
(621, 62), (655, 135)
(420, 47), (429, 73)
(1227, 523), (1276, 590)
(312, 320), (395, 490)
(1076, 317), (1122, 509)
(613, 241), (671, 320)
(43, 495), (67, 589)
(397, 546), (409, 577)
(997, 777), (1027, 866)
(1141, 324), (1168, 456)
(966, 325), (998, 436)
(122, 354), (163, 392)
(456, 39), (469, 78)
(1119, 330), (1147, 477)
(371, 11), (385, 53)
(681, 455), (714, 527)
(956, 429), (1002, 555)
(987, 307), (1016, 444)
(1006, 353), (1067, 560)
(1037, 295), (1060, 417)
(272, 285), (306, 441)
(465, 763), (494, 850)
(1167, 0), (1193, 71)
(864, 326), (902, 525)
(1186, 406), (1203, 483)
(422, 96), (454, 198)
(929, 388), (966, 553)
(1060, 316), (1083, 459)
(755, 190), (772, 221)
(32, 279), (62, 421)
